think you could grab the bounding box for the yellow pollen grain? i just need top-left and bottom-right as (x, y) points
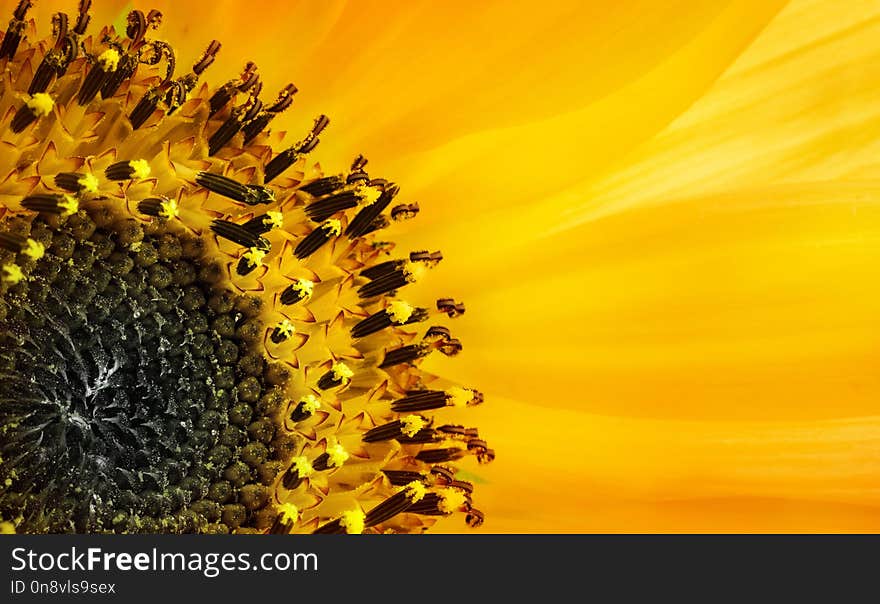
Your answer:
(447, 386), (473, 408)
(59, 195), (78, 217)
(386, 300), (413, 324)
(159, 198), (179, 220)
(266, 211), (284, 229)
(299, 394), (321, 414)
(275, 319), (295, 338)
(400, 415), (427, 437)
(278, 503), (299, 525)
(292, 279), (314, 299)
(77, 173), (99, 193)
(242, 247), (267, 267)
(331, 361), (354, 381)
(438, 488), (468, 514)
(129, 159), (151, 180)
(23, 239), (45, 261)
(26, 93), (54, 117)
(2, 264), (24, 284)
(356, 184), (382, 205)
(404, 481), (427, 503)
(323, 218), (342, 236)
(340, 510), (365, 534)
(97, 48), (121, 70)
(291, 456), (314, 478)
(326, 443), (349, 467)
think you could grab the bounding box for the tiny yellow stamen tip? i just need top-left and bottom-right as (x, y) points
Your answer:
(77, 173), (99, 193)
(59, 195), (79, 217)
(386, 300), (414, 324)
(404, 481), (427, 503)
(331, 361), (354, 381)
(129, 159), (151, 180)
(356, 185), (382, 205)
(326, 443), (349, 468)
(276, 319), (295, 337)
(400, 415), (427, 438)
(23, 239), (45, 261)
(158, 199), (179, 220)
(278, 503), (299, 525)
(323, 218), (342, 236)
(299, 394), (321, 414)
(266, 211), (284, 230)
(293, 279), (314, 299)
(291, 456), (314, 478)
(340, 510), (365, 534)
(243, 247), (267, 267)
(438, 488), (468, 514)
(26, 93), (54, 117)
(97, 48), (121, 71)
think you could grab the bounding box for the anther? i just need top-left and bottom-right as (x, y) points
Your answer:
(317, 361), (353, 390)
(281, 456), (313, 490)
(298, 174), (346, 198)
(289, 394), (321, 422)
(345, 184), (400, 239)
(196, 172), (274, 205)
(0, 234), (45, 260)
(313, 509), (365, 535)
(208, 85), (262, 156)
(210, 219), (270, 250)
(21, 194), (79, 217)
(242, 211), (283, 236)
(305, 191), (360, 223)
(54, 172), (98, 194)
(29, 10), (83, 95)
(264, 115), (330, 183)
(270, 319), (296, 344)
(137, 197), (178, 220)
(0, 0), (33, 60)
(362, 415), (431, 443)
(77, 47), (121, 106)
(279, 279), (314, 306)
(105, 159), (151, 181)
(209, 62), (259, 116)
(436, 298), (466, 318)
(294, 219), (341, 260)
(242, 84), (297, 144)
(311, 443), (349, 471)
(382, 470), (427, 486)
(391, 203), (420, 221)
(268, 503), (299, 535)
(362, 483), (426, 527)
(236, 247), (267, 276)
(11, 93), (54, 133)
(350, 303), (429, 338)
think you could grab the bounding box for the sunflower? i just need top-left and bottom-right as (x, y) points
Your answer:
(0, 0), (492, 534)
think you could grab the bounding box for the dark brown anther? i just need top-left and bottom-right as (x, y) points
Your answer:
(298, 174), (346, 197)
(312, 519), (346, 534)
(437, 425), (480, 439)
(350, 306), (429, 339)
(0, 232), (27, 253)
(137, 197), (171, 218)
(294, 220), (340, 260)
(242, 83), (297, 144)
(406, 493), (444, 516)
(10, 98), (50, 134)
(391, 203), (420, 221)
(359, 258), (406, 281)
(128, 87), (162, 129)
(210, 219), (270, 250)
(263, 114), (330, 182)
(77, 44), (122, 106)
(105, 160), (148, 181)
(358, 215), (389, 237)
(269, 322), (293, 344)
(363, 420), (405, 443)
(379, 343), (430, 369)
(236, 254), (261, 277)
(363, 491), (417, 527)
(316, 367), (348, 391)
(429, 466), (456, 484)
(382, 470), (427, 486)
(356, 269), (411, 299)
(436, 298), (466, 318)
(282, 462), (308, 490)
(268, 511), (296, 535)
(351, 154), (368, 171)
(193, 39), (221, 75)
(21, 194), (77, 215)
(208, 88), (261, 155)
(305, 191), (359, 222)
(345, 184), (400, 239)
(415, 448), (465, 464)
(465, 507), (485, 528)
(73, 0), (91, 35)
(279, 283), (311, 306)
(241, 214), (277, 236)
(410, 250), (443, 266)
(397, 428), (440, 444)
(100, 52), (137, 99)
(391, 390), (448, 413)
(289, 399), (316, 422)
(29, 12), (79, 95)
(196, 172), (274, 205)
(310, 452), (332, 472)
(467, 439), (495, 464)
(209, 62), (259, 116)
(0, 0), (33, 60)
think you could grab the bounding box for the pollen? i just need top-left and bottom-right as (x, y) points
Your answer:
(58, 195), (78, 217)
(278, 503), (299, 525)
(290, 456), (314, 478)
(25, 93), (54, 117)
(242, 247), (267, 267)
(340, 510), (366, 535)
(404, 481), (428, 503)
(266, 211), (284, 230)
(129, 159), (152, 180)
(438, 488), (468, 514)
(326, 442), (350, 468)
(158, 198), (179, 220)
(97, 48), (120, 70)
(298, 394), (321, 415)
(331, 361), (354, 382)
(1, 264), (24, 284)
(77, 173), (100, 194)
(448, 386), (474, 408)
(22, 239), (45, 261)
(400, 415), (428, 437)
(386, 300), (414, 324)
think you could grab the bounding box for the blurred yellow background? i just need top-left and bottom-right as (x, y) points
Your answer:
(30, 0), (880, 532)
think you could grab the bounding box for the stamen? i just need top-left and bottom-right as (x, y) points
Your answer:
(11, 93), (54, 133)
(270, 319), (296, 344)
(279, 279), (314, 306)
(77, 47), (121, 106)
(305, 191), (360, 222)
(313, 509), (365, 534)
(382, 470), (427, 486)
(268, 503), (299, 534)
(415, 447), (466, 463)
(465, 507), (485, 528)
(195, 172), (275, 205)
(289, 394), (321, 422)
(350, 303), (429, 338)
(281, 456), (314, 490)
(209, 62), (259, 116)
(208, 86), (262, 156)
(264, 114), (329, 183)
(105, 159), (151, 181)
(312, 443), (349, 471)
(360, 258), (406, 281)
(242, 211), (283, 236)
(236, 247), (267, 276)
(362, 484), (424, 527)
(137, 197), (178, 220)
(294, 219), (341, 260)
(0, 233), (44, 260)
(390, 390), (448, 413)
(0, 0), (32, 60)
(436, 298), (466, 318)
(317, 361), (353, 390)
(391, 203), (420, 221)
(379, 343), (430, 368)
(54, 172), (99, 194)
(242, 84), (297, 144)
(29, 11), (83, 95)
(21, 194), (79, 217)
(436, 424), (480, 439)
(210, 219), (271, 250)
(345, 184), (400, 239)
(362, 415), (430, 443)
